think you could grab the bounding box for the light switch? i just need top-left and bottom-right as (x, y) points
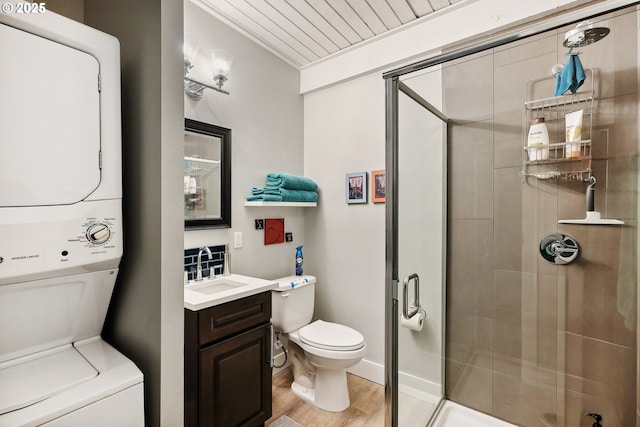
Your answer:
(234, 231), (243, 248)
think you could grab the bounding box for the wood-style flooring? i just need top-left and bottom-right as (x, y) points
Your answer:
(266, 367), (385, 427)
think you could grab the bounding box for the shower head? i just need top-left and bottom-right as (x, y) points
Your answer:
(563, 21), (610, 48)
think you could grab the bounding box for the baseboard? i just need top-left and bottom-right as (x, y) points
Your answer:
(275, 355), (441, 403)
(347, 358), (385, 385)
(398, 372), (441, 403)
(348, 358), (441, 402)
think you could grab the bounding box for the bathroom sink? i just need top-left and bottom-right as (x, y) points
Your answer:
(184, 274), (278, 311)
(185, 278), (247, 295)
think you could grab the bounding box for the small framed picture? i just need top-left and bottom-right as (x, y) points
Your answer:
(345, 172), (367, 204)
(371, 170), (385, 203)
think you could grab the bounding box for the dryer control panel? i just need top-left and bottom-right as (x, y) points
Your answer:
(0, 199), (122, 285)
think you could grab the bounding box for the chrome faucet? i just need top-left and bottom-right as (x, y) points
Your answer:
(196, 246), (213, 281)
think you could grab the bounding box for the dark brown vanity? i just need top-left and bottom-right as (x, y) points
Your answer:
(184, 291), (272, 427)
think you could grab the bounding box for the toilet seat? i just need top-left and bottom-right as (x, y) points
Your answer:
(299, 320), (365, 351)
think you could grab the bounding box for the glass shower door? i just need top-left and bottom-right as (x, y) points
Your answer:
(385, 73), (448, 427)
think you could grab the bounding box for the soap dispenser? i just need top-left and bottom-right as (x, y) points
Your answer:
(222, 244), (230, 276)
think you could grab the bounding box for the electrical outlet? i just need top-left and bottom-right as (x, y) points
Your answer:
(255, 219), (264, 230)
(285, 232), (293, 242)
(234, 232), (243, 248)
(274, 340), (283, 349)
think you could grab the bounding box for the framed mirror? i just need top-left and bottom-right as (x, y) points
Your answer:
(184, 119), (231, 228)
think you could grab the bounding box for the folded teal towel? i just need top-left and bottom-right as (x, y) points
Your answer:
(251, 187), (282, 195)
(266, 173), (318, 191)
(246, 194), (283, 202)
(248, 187), (318, 202)
(277, 188), (318, 202)
(554, 54), (585, 96)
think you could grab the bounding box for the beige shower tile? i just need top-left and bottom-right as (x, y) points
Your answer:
(448, 219), (494, 316)
(492, 369), (557, 427)
(563, 333), (635, 424)
(556, 177), (592, 221)
(443, 53), (494, 123)
(494, 51), (557, 116)
(592, 93), (639, 159)
(494, 270), (523, 310)
(475, 315), (494, 352)
(447, 311), (475, 349)
(493, 110), (522, 169)
(577, 11), (639, 99)
(520, 178), (559, 275)
(494, 167), (524, 271)
(447, 358), (494, 414)
(494, 307), (522, 360)
(449, 121), (494, 219)
(494, 33), (557, 68)
(536, 274), (559, 369)
(563, 225), (635, 348)
(607, 156), (638, 221)
(493, 217), (524, 272)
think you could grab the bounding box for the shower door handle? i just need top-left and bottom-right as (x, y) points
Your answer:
(402, 273), (420, 319)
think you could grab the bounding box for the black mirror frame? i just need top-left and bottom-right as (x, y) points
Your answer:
(184, 118), (231, 229)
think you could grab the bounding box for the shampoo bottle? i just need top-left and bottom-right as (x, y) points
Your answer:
(565, 109), (583, 159)
(295, 245), (303, 276)
(527, 117), (550, 161)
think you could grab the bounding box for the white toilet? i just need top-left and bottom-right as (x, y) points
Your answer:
(271, 275), (366, 412)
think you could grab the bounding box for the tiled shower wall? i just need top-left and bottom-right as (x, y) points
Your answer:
(444, 7), (637, 427)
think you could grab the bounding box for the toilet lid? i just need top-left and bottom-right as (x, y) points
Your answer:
(299, 320), (365, 351)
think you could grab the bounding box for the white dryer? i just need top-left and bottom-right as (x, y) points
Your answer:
(0, 7), (143, 427)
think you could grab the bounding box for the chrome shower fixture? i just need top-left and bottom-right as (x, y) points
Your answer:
(563, 21), (610, 48)
(539, 234), (580, 265)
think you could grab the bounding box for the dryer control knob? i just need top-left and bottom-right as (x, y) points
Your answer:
(86, 223), (111, 244)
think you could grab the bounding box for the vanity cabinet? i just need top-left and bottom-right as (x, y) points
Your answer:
(185, 291), (272, 427)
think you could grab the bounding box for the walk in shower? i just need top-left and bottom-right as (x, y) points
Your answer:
(385, 2), (639, 426)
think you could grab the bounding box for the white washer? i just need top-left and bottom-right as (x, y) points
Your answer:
(0, 7), (143, 427)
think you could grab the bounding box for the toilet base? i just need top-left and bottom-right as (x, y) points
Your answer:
(291, 367), (350, 412)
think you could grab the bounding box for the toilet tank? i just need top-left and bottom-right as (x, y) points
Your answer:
(271, 275), (316, 333)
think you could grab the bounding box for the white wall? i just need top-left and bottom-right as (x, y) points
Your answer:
(184, 1), (305, 280)
(303, 72), (386, 380)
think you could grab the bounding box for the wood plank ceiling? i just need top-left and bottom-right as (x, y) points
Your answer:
(195, 0), (463, 68)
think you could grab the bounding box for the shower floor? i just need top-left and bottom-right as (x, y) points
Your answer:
(431, 401), (518, 427)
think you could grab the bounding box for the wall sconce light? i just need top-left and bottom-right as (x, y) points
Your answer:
(184, 36), (232, 99)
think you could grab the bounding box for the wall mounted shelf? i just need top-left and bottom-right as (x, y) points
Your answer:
(522, 68), (596, 182)
(244, 201), (317, 207)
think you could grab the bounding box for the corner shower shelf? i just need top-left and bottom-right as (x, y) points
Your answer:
(244, 201), (317, 207)
(522, 68), (595, 182)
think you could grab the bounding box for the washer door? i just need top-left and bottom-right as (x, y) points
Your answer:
(0, 23), (100, 207)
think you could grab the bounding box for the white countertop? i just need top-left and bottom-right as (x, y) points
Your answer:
(183, 273), (278, 311)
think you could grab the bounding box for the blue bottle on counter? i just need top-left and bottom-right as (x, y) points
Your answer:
(295, 245), (303, 276)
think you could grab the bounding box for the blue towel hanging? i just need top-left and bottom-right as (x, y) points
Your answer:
(554, 54), (586, 96)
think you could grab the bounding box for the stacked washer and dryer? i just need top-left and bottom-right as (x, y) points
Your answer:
(0, 8), (144, 427)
